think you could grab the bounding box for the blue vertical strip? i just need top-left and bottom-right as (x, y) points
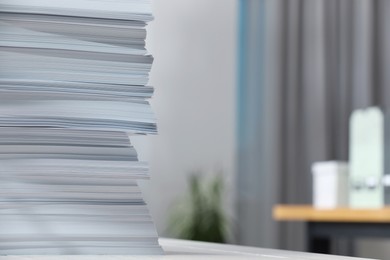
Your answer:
(237, 0), (265, 147)
(237, 0), (247, 146)
(237, 0), (268, 246)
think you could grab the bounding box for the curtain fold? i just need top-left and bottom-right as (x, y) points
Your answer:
(237, 0), (390, 251)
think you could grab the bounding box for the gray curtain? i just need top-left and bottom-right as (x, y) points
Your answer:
(237, 0), (390, 251)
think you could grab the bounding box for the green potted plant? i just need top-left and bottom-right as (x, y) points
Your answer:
(168, 173), (228, 243)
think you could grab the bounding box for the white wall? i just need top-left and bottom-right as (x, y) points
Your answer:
(133, 0), (237, 237)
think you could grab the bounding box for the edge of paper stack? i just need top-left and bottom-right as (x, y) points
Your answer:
(0, 0), (163, 255)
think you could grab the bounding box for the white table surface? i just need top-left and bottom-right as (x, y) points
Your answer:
(0, 238), (376, 260)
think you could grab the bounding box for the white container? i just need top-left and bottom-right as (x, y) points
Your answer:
(312, 161), (349, 209)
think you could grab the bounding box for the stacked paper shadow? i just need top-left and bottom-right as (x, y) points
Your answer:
(0, 0), (162, 255)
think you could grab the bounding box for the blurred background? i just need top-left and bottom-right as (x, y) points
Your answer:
(133, 0), (390, 259)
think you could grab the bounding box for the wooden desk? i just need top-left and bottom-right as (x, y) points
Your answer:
(273, 205), (390, 256)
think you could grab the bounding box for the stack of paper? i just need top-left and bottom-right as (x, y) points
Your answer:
(0, 0), (162, 255)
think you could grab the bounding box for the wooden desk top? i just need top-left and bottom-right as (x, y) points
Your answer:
(273, 205), (390, 223)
